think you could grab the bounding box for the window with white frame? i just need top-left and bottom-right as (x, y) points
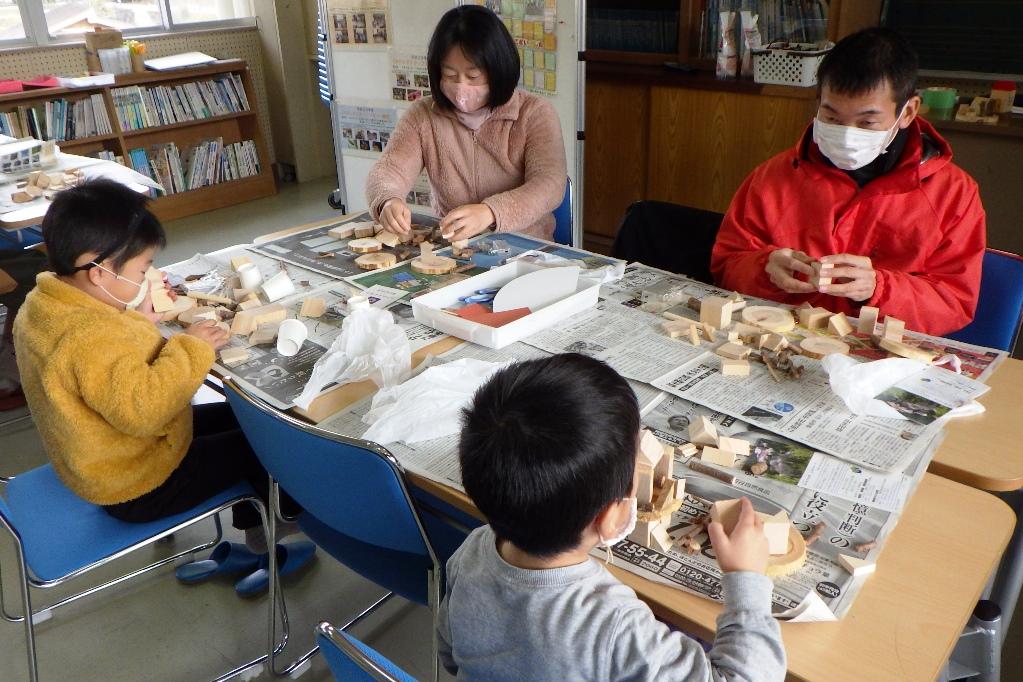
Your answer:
(0, 0), (26, 41)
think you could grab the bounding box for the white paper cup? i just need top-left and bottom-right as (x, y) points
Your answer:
(237, 263), (263, 290)
(276, 319), (308, 357)
(261, 271), (295, 302)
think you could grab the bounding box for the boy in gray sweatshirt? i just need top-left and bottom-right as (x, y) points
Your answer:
(438, 353), (786, 681)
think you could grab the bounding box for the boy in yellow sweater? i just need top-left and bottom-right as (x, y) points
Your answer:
(14, 180), (303, 569)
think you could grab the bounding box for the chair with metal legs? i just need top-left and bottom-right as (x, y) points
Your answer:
(316, 621), (415, 682)
(0, 464), (276, 681)
(224, 380), (444, 681)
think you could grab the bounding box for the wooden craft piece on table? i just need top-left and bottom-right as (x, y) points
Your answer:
(709, 499), (743, 533)
(811, 261), (833, 287)
(857, 306), (879, 335)
(451, 239), (469, 251)
(376, 230), (401, 248)
(882, 317), (905, 342)
(231, 303), (287, 336)
(827, 312), (853, 337)
(299, 297), (327, 317)
(24, 184), (43, 198)
(732, 322), (763, 342)
(649, 525), (674, 553)
(699, 296), (734, 329)
(410, 254), (458, 275)
(353, 223), (377, 238)
(688, 415), (718, 446)
(727, 331), (739, 342)
(219, 346), (251, 368)
(355, 252), (398, 270)
(837, 553), (877, 577)
(766, 526), (807, 577)
(638, 429), (663, 468)
(678, 443), (698, 457)
(878, 338), (937, 364)
(327, 223), (356, 239)
(656, 443), (673, 482)
(419, 241), (434, 256)
(700, 446), (736, 468)
(717, 436), (751, 456)
(159, 295), (196, 322)
(700, 323), (716, 341)
(758, 510), (791, 555)
(249, 321), (281, 346)
(720, 357), (750, 376)
(187, 290), (234, 306)
(628, 518), (657, 546)
(661, 320), (690, 339)
(232, 288), (253, 302)
(348, 238), (383, 254)
(230, 256), (253, 271)
(178, 306), (219, 326)
(12, 191), (33, 203)
(799, 336), (851, 359)
(237, 298), (262, 311)
(687, 324), (701, 347)
(741, 306), (795, 333)
(150, 285), (176, 313)
(798, 307), (832, 329)
(715, 341), (751, 360)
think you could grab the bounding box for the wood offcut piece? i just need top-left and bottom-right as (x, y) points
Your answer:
(355, 252), (398, 270)
(838, 553), (877, 577)
(827, 312), (853, 337)
(299, 297), (327, 317)
(410, 255), (457, 275)
(348, 237), (383, 254)
(799, 336), (851, 359)
(740, 306), (795, 333)
(798, 306), (832, 329)
(715, 342), (750, 360)
(700, 446), (736, 468)
(219, 346), (251, 367)
(699, 296), (734, 329)
(687, 416), (718, 446)
(878, 338), (937, 364)
(882, 317), (905, 342)
(720, 357), (750, 376)
(230, 303), (287, 336)
(857, 306), (879, 335)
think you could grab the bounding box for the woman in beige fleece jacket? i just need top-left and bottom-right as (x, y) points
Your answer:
(365, 5), (567, 241)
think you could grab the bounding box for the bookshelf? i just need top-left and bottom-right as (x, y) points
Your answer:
(0, 60), (276, 223)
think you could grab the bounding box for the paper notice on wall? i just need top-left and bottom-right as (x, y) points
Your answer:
(335, 104), (398, 158)
(390, 48), (431, 103)
(472, 0), (558, 95)
(328, 0), (391, 47)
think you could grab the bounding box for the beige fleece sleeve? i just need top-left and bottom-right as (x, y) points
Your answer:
(365, 102), (428, 220)
(482, 97), (567, 233)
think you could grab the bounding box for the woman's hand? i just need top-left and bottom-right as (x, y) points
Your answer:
(379, 198), (412, 236)
(440, 203), (496, 241)
(765, 248), (816, 294)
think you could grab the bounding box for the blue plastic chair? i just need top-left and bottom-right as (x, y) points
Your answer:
(0, 465), (274, 681)
(552, 176), (573, 246)
(224, 380), (444, 681)
(316, 621), (416, 682)
(947, 249), (1023, 352)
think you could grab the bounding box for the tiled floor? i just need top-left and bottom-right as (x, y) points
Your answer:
(0, 179), (452, 681)
(1, 178), (1021, 680)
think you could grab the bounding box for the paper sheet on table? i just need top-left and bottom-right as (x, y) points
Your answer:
(362, 358), (509, 444)
(797, 453), (913, 513)
(821, 354), (924, 419)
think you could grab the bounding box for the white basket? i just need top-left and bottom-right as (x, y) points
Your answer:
(752, 41), (833, 87)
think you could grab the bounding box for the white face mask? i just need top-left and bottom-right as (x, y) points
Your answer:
(92, 262), (149, 309)
(599, 496), (638, 549)
(812, 104), (907, 171)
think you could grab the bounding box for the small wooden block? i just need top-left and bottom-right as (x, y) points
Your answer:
(727, 331), (739, 342)
(700, 296), (734, 329)
(159, 295), (196, 321)
(732, 322), (763, 342)
(355, 252), (398, 270)
(656, 443), (673, 482)
(857, 306), (879, 335)
(799, 336), (851, 359)
(837, 553), (877, 577)
(24, 184), (43, 198)
(827, 312), (853, 337)
(661, 320), (690, 339)
(150, 286), (176, 313)
(232, 288), (253, 302)
(348, 238), (383, 254)
(700, 446), (736, 468)
(11, 191), (33, 203)
(700, 323), (716, 341)
(878, 338), (937, 364)
(419, 241), (434, 256)
(249, 322), (281, 346)
(687, 324), (701, 347)
(410, 255), (457, 275)
(882, 317), (905, 342)
(186, 290), (234, 306)
(299, 297), (327, 317)
(628, 518), (657, 546)
(762, 333), (788, 352)
(219, 346), (251, 367)
(811, 261), (834, 287)
(231, 256), (253, 272)
(759, 510), (792, 556)
(353, 223), (377, 238)
(715, 341), (751, 360)
(688, 415), (718, 446)
(649, 524), (674, 553)
(451, 239), (470, 251)
(798, 307), (832, 329)
(179, 306), (219, 326)
(237, 298), (262, 311)
(231, 303), (287, 336)
(636, 463), (655, 507)
(678, 443), (698, 457)
(709, 499), (743, 534)
(327, 223), (356, 239)
(720, 357), (750, 376)
(673, 476), (686, 500)
(718, 435), (751, 456)
(376, 230), (401, 248)
(638, 429), (663, 468)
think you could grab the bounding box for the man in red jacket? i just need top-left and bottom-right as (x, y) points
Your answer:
(711, 28), (985, 336)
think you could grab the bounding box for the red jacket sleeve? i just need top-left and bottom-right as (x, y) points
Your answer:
(710, 170), (778, 297)
(868, 184), (985, 336)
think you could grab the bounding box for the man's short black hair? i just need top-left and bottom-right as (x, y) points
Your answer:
(42, 179), (165, 276)
(817, 28), (919, 108)
(459, 354), (639, 557)
(428, 5), (520, 111)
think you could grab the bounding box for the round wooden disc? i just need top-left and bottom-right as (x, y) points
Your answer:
(355, 252), (398, 270)
(741, 306), (796, 333)
(348, 237), (383, 254)
(410, 255), (457, 275)
(799, 336), (851, 359)
(766, 526), (807, 577)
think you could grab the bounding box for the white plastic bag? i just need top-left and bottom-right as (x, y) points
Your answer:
(294, 296), (411, 409)
(821, 354), (926, 419)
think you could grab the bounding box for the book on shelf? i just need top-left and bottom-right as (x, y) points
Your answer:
(0, 95), (111, 142)
(127, 137), (261, 196)
(111, 73), (250, 131)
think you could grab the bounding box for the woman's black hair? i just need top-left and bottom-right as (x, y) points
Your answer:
(427, 5), (520, 111)
(42, 179), (165, 276)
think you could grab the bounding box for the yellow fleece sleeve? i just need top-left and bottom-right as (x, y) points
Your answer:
(69, 327), (215, 438)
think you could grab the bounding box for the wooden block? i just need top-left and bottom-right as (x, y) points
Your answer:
(687, 324), (701, 347)
(376, 230), (401, 248)
(700, 323), (716, 341)
(348, 238), (383, 254)
(33, 171), (50, 189)
(673, 476), (685, 500)
(178, 306), (219, 326)
(327, 223), (355, 239)
(700, 296), (734, 329)
(231, 255), (253, 272)
(700, 446), (736, 468)
(838, 553), (877, 577)
(649, 524), (674, 553)
(150, 286), (176, 313)
(410, 255), (457, 275)
(811, 261), (833, 287)
(717, 436), (751, 456)
(720, 357), (750, 376)
(709, 499), (743, 534)
(827, 312), (853, 337)
(628, 518), (657, 546)
(237, 298), (262, 311)
(759, 510), (791, 555)
(661, 320), (690, 339)
(726, 331), (739, 342)
(232, 288), (253, 302)
(249, 321), (281, 346)
(24, 184), (43, 198)
(762, 334), (788, 352)
(187, 290), (234, 306)
(11, 191), (33, 203)
(688, 415), (718, 446)
(798, 307), (832, 329)
(353, 223), (377, 238)
(656, 443), (673, 482)
(299, 297), (327, 318)
(857, 306), (879, 335)
(715, 341), (750, 360)
(635, 463), (654, 507)
(219, 346), (251, 368)
(231, 303), (287, 336)
(638, 429), (663, 468)
(419, 241), (434, 256)
(878, 338), (937, 364)
(882, 317), (905, 342)
(678, 443), (698, 457)
(27, 171), (42, 186)
(732, 322), (763, 342)
(452, 239), (470, 251)
(159, 294), (195, 322)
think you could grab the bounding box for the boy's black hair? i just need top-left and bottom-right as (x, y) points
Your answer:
(42, 179), (165, 276)
(427, 5), (520, 111)
(459, 354), (639, 557)
(817, 28), (919, 109)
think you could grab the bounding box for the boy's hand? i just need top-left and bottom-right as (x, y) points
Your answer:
(184, 320), (229, 350)
(708, 497), (769, 574)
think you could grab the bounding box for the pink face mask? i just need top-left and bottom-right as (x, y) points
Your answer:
(441, 81), (490, 114)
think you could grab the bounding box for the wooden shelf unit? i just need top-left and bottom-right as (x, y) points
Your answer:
(0, 59), (276, 223)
